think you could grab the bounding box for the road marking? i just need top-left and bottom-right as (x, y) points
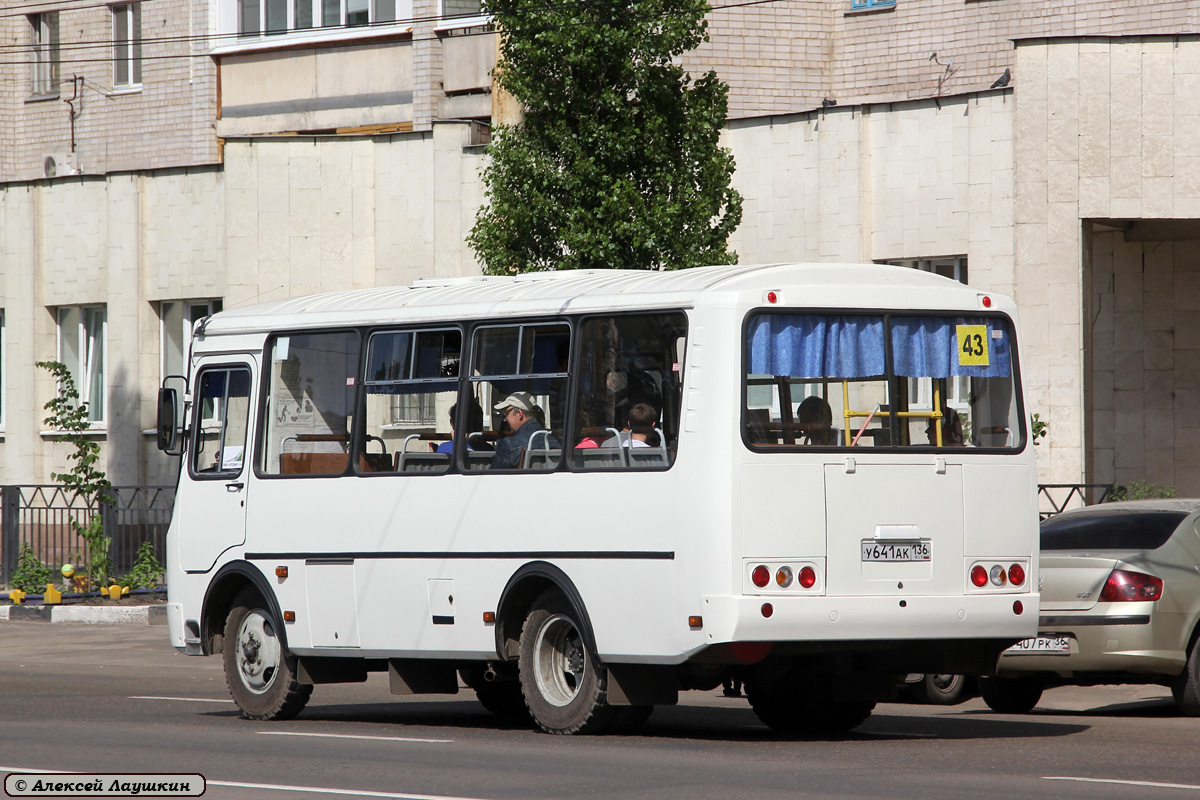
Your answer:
(0, 765), (492, 800)
(129, 696), (235, 703)
(257, 731), (453, 744)
(1045, 777), (1200, 792)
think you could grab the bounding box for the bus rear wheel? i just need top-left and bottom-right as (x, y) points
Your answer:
(518, 589), (622, 735)
(223, 591), (312, 721)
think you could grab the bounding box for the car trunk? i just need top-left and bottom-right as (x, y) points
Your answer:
(1038, 552), (1138, 611)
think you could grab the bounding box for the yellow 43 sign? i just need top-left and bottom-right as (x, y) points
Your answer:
(956, 325), (989, 367)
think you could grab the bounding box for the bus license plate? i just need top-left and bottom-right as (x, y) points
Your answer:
(860, 541), (931, 562)
(1005, 635), (1070, 655)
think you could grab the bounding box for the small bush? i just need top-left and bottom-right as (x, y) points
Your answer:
(11, 543), (53, 594)
(1109, 480), (1177, 502)
(119, 542), (164, 590)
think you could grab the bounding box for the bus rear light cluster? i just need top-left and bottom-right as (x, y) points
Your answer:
(746, 561), (823, 594)
(967, 560), (1030, 592)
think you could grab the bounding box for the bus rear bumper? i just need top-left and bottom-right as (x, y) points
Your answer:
(700, 593), (1039, 646)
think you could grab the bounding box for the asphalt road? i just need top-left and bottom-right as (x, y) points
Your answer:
(2, 623), (1199, 799)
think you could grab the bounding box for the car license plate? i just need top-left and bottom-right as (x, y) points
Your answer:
(1006, 635), (1070, 655)
(861, 541), (931, 562)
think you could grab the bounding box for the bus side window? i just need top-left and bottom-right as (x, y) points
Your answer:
(568, 313), (686, 470)
(467, 322), (568, 472)
(191, 367), (251, 477)
(259, 331), (361, 477)
(360, 328), (460, 474)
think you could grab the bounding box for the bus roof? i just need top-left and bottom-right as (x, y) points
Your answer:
(200, 262), (1000, 335)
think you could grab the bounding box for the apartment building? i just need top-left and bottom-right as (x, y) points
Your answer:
(0, 0), (1198, 495)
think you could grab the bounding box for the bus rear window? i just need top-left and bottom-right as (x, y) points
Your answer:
(744, 312), (1022, 450)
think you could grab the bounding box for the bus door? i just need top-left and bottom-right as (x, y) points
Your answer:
(179, 358), (256, 573)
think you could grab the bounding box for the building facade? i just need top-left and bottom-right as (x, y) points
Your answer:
(1, 0), (1199, 496)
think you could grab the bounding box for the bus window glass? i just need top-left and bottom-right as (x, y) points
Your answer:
(260, 331), (360, 476)
(362, 329), (460, 474)
(745, 313), (1021, 450)
(569, 313), (686, 470)
(192, 367), (251, 476)
(467, 323), (568, 472)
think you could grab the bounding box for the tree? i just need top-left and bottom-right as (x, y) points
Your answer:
(468, 0), (743, 273)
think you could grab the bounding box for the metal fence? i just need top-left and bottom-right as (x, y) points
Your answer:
(1037, 483), (1114, 520)
(0, 486), (175, 586)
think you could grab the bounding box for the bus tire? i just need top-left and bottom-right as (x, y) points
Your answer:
(223, 591), (312, 721)
(912, 673), (971, 705)
(978, 676), (1042, 714)
(746, 676), (874, 735)
(518, 589), (619, 735)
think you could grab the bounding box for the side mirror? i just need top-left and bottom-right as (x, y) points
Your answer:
(157, 388), (179, 453)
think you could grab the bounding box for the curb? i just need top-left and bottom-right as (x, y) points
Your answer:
(0, 604), (167, 625)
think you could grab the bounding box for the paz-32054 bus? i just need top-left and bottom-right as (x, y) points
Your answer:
(159, 263), (1039, 735)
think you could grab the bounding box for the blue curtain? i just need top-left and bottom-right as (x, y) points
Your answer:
(749, 315), (885, 378)
(748, 314), (1012, 379)
(890, 317), (1011, 378)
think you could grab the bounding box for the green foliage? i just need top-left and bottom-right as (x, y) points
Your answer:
(120, 542), (165, 590)
(37, 361), (114, 590)
(11, 543), (53, 594)
(1109, 479), (1177, 502)
(1030, 413), (1048, 446)
(469, 0), (743, 273)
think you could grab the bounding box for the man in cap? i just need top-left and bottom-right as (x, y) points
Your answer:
(491, 391), (560, 469)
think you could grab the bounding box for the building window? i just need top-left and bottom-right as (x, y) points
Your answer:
(29, 13), (59, 97)
(160, 299), (222, 382)
(850, 0), (895, 8)
(112, 3), (142, 88)
(57, 306), (106, 425)
(440, 0), (480, 20)
(239, 0), (403, 37)
(887, 256), (968, 285)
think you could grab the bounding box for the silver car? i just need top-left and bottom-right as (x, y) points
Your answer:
(983, 499), (1200, 714)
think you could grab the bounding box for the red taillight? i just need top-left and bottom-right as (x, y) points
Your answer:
(982, 295), (992, 308)
(971, 565), (988, 587)
(761, 603), (774, 618)
(1009, 563), (1026, 587)
(751, 565), (770, 588)
(798, 566), (817, 589)
(1099, 569), (1163, 602)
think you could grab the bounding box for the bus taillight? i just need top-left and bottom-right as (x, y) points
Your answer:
(752, 565), (770, 588)
(1008, 563), (1026, 587)
(970, 565), (988, 587)
(775, 566), (793, 588)
(798, 566), (816, 589)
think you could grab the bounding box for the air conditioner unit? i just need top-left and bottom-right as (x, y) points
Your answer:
(43, 153), (78, 178)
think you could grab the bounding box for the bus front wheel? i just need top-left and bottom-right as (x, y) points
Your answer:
(518, 589), (622, 735)
(222, 591), (312, 721)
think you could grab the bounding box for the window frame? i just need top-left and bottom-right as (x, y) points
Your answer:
(188, 365), (254, 481)
(849, 0), (895, 9)
(160, 299), (223, 384)
(56, 305), (107, 427)
(29, 12), (59, 98)
(231, 0), (411, 41)
(741, 306), (1025, 454)
(111, 2), (143, 89)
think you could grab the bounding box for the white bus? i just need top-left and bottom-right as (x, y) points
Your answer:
(159, 263), (1039, 735)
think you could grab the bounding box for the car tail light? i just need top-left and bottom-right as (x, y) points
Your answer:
(971, 565), (988, 587)
(798, 566), (817, 589)
(1099, 569), (1163, 602)
(1008, 563), (1026, 587)
(751, 565), (770, 588)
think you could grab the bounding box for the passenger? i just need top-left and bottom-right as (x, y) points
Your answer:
(926, 407), (965, 446)
(491, 392), (560, 469)
(796, 396), (836, 445)
(601, 402), (659, 448)
(434, 400), (489, 453)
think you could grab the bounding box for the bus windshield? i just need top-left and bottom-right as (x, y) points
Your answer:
(744, 312), (1023, 450)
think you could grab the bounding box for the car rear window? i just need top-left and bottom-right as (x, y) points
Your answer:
(1040, 510), (1188, 551)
